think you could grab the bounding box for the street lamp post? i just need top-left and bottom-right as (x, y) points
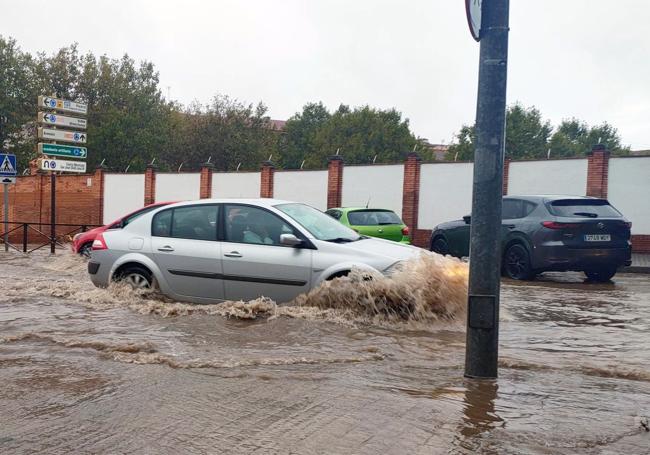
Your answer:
(464, 0), (510, 379)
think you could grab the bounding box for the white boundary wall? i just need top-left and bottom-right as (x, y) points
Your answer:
(608, 157), (650, 234)
(418, 162), (474, 229)
(508, 159), (587, 196)
(155, 173), (200, 202)
(103, 174), (145, 224)
(212, 172), (260, 198)
(342, 165), (404, 214)
(275, 170), (328, 210)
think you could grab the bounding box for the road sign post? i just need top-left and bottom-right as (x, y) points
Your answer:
(464, 0), (510, 379)
(1, 153), (18, 252)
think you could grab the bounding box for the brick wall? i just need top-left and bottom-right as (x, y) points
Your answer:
(401, 152), (421, 231)
(144, 165), (156, 205)
(260, 161), (275, 198)
(199, 163), (213, 199)
(586, 145), (610, 198)
(327, 156), (344, 209)
(502, 158), (510, 195)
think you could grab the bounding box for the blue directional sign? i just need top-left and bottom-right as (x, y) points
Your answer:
(0, 153), (17, 176)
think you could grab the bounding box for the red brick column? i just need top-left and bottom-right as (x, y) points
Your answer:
(401, 152), (421, 231)
(502, 157), (511, 195)
(586, 144), (610, 198)
(327, 156), (344, 209)
(260, 161), (275, 198)
(200, 163), (214, 199)
(94, 166), (105, 224)
(144, 165), (156, 205)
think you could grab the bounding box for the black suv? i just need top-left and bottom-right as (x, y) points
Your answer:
(429, 195), (632, 282)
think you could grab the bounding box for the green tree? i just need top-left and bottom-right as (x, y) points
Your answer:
(548, 118), (630, 157)
(447, 104), (552, 161)
(279, 102), (330, 169)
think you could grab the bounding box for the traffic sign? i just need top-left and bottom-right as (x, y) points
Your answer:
(40, 158), (87, 173)
(38, 143), (87, 159)
(1, 177), (16, 184)
(465, 0), (482, 41)
(0, 153), (17, 177)
(38, 95), (88, 115)
(38, 127), (87, 144)
(38, 112), (87, 129)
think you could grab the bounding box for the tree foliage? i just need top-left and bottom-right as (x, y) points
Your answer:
(279, 103), (417, 168)
(447, 104), (629, 161)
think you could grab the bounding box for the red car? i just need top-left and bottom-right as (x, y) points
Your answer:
(72, 202), (176, 257)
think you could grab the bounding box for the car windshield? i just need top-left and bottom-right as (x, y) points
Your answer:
(548, 199), (622, 218)
(276, 203), (361, 242)
(347, 209), (402, 226)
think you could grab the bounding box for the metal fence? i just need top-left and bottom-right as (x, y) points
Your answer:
(1, 221), (99, 253)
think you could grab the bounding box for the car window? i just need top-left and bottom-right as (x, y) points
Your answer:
(276, 203), (360, 241)
(152, 205), (218, 240)
(326, 210), (342, 220)
(122, 204), (162, 228)
(522, 201), (536, 217)
(225, 205), (295, 246)
(348, 210), (402, 226)
(502, 199), (524, 219)
(548, 199), (622, 218)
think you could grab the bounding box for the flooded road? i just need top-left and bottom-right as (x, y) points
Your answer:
(1, 251), (649, 454)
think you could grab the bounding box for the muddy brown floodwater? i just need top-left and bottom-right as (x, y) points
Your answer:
(1, 251), (649, 454)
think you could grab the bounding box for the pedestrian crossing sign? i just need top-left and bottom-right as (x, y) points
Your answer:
(0, 153), (17, 176)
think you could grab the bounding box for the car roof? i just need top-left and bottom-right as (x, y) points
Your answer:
(327, 207), (397, 212)
(505, 195), (602, 202)
(158, 198), (297, 209)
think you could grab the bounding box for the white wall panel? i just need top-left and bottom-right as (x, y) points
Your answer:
(275, 170), (328, 210)
(155, 173), (200, 202)
(508, 159), (587, 196)
(342, 165), (404, 214)
(608, 157), (650, 234)
(103, 174), (145, 224)
(212, 172), (260, 198)
(418, 162), (474, 229)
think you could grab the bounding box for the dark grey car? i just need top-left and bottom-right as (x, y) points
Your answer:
(429, 195), (632, 282)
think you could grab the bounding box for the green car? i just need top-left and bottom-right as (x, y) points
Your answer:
(325, 207), (411, 244)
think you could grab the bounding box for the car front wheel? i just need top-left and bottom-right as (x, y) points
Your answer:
(584, 267), (617, 282)
(79, 243), (93, 259)
(431, 237), (449, 256)
(503, 244), (534, 280)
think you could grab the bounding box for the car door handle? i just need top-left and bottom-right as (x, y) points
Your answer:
(157, 246), (174, 252)
(224, 251), (242, 258)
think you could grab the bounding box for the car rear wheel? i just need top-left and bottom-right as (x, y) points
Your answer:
(431, 237), (449, 256)
(584, 267), (617, 283)
(79, 243), (93, 259)
(115, 266), (153, 290)
(503, 244), (534, 280)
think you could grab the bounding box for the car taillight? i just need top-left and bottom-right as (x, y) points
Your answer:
(401, 226), (409, 236)
(92, 234), (107, 250)
(541, 221), (580, 230)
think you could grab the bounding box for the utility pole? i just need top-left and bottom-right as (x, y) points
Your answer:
(464, 0), (510, 379)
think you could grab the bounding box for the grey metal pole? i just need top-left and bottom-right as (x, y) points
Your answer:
(50, 172), (56, 254)
(3, 183), (8, 252)
(464, 0), (510, 379)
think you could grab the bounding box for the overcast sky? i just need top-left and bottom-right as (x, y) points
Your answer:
(2, 0), (648, 149)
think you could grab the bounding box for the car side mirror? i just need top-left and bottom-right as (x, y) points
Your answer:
(463, 215), (471, 224)
(280, 233), (303, 247)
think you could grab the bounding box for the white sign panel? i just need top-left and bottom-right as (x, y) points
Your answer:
(40, 158), (87, 173)
(1, 176), (16, 184)
(465, 0), (482, 41)
(38, 95), (88, 115)
(38, 112), (87, 129)
(38, 127), (87, 144)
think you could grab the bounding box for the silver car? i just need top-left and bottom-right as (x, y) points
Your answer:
(88, 199), (421, 304)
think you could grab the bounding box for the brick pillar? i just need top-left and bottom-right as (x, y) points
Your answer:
(200, 162), (214, 199)
(502, 157), (511, 195)
(327, 156), (344, 209)
(94, 166), (105, 225)
(401, 152), (421, 230)
(260, 161), (275, 198)
(144, 164), (156, 205)
(586, 144), (610, 198)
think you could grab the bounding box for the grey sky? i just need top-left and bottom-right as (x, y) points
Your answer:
(2, 0), (648, 149)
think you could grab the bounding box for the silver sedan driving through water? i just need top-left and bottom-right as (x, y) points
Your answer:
(88, 199), (421, 303)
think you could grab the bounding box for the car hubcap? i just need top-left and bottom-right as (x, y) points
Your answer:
(507, 250), (525, 278)
(125, 273), (151, 289)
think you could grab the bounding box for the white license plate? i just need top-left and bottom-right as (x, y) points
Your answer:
(584, 234), (611, 242)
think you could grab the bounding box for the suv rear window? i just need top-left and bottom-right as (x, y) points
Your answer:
(548, 199), (622, 218)
(347, 210), (402, 226)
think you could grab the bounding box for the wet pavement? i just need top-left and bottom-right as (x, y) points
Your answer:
(1, 251), (649, 454)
